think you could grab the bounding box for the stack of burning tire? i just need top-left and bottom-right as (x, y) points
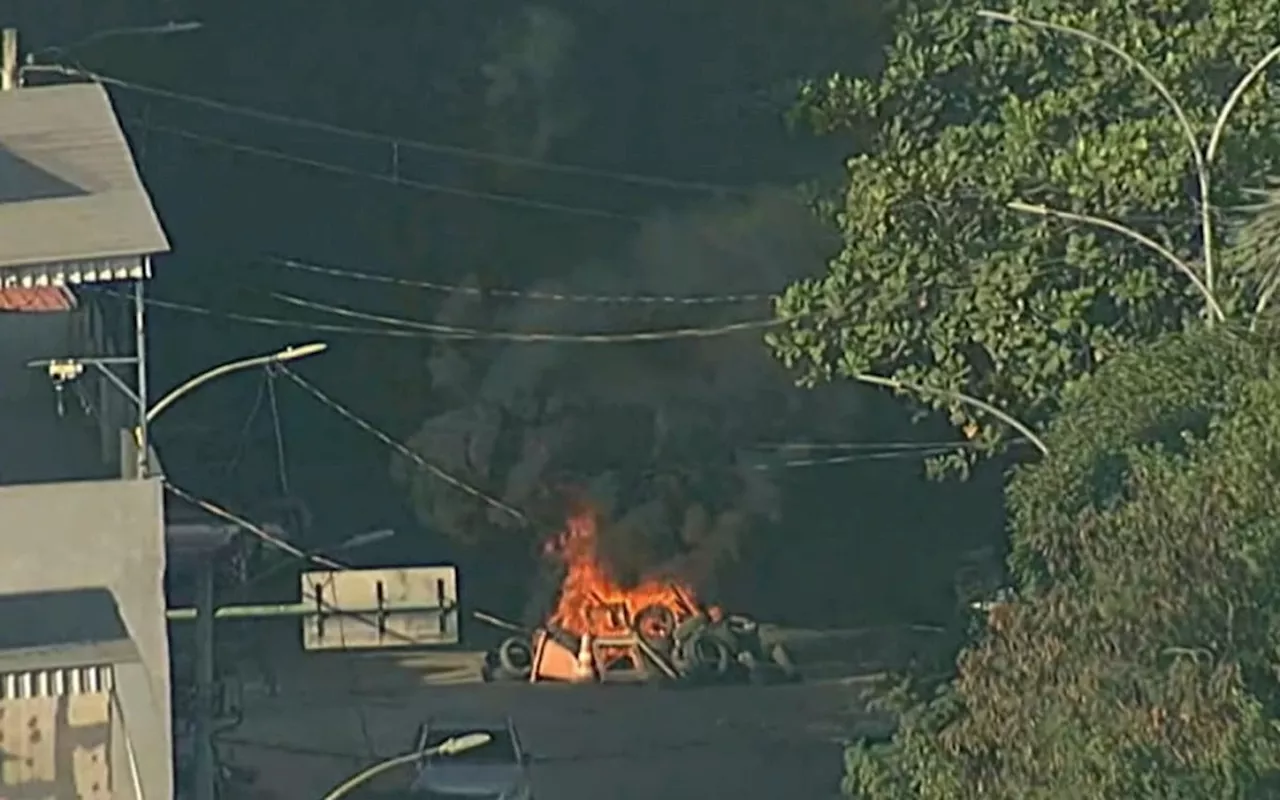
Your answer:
(482, 606), (799, 686)
(664, 610), (799, 685)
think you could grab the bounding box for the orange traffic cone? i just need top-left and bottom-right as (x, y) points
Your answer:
(572, 633), (596, 682)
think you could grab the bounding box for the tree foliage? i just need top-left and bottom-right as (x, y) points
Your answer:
(1236, 181), (1280, 316)
(844, 328), (1280, 798)
(771, 0), (1280, 453)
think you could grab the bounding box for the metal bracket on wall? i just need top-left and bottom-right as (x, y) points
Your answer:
(28, 355), (141, 408)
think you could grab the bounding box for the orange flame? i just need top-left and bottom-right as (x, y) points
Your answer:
(544, 504), (698, 639)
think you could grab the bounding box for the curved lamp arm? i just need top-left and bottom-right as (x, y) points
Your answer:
(133, 343), (327, 476)
(145, 343), (327, 426)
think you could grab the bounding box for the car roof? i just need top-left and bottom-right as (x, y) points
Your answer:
(424, 716), (514, 732)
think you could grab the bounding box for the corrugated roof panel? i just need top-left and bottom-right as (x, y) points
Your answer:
(0, 83), (170, 273)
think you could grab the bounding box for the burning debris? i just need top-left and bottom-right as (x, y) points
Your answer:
(482, 504), (799, 686)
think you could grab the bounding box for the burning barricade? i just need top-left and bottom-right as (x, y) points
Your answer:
(482, 506), (798, 686)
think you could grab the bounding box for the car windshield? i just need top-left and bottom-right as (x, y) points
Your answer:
(423, 727), (517, 764)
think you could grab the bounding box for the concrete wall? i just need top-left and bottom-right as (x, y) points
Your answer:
(0, 478), (171, 799)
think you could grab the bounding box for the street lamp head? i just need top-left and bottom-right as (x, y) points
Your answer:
(437, 732), (493, 756)
(273, 342), (328, 362)
(157, 21), (204, 34)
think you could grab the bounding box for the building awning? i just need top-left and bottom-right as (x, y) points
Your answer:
(0, 83), (170, 287)
(0, 285), (77, 311)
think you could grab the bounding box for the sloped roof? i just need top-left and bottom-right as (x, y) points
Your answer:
(0, 83), (170, 276)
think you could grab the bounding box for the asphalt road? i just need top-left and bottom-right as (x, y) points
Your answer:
(213, 630), (904, 800)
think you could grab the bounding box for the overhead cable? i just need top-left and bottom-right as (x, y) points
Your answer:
(264, 255), (776, 305)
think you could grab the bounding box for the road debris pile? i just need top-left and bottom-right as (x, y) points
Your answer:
(482, 503), (798, 686)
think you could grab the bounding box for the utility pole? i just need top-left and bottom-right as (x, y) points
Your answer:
(1, 28), (18, 91)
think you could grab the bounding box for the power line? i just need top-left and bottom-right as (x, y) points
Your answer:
(272, 292), (790, 342)
(755, 440), (979, 452)
(754, 447), (963, 469)
(265, 256), (777, 306)
(98, 288), (451, 337)
(274, 364), (529, 526)
(221, 373), (268, 479)
(128, 118), (641, 222)
(98, 289), (790, 343)
(265, 369), (291, 496)
(31, 65), (1214, 231)
(26, 62), (747, 196)
(164, 481), (344, 570)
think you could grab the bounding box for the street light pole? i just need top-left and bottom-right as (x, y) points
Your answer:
(142, 342), (327, 800)
(32, 340), (329, 798)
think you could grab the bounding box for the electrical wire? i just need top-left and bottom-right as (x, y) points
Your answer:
(265, 368), (291, 496)
(754, 440), (980, 452)
(127, 111), (1211, 234)
(271, 292), (790, 342)
(26, 62), (1215, 229)
(267, 366), (380, 759)
(23, 62), (749, 196)
(221, 373), (269, 479)
(166, 519), (377, 767)
(26, 65), (1215, 233)
(97, 288), (445, 337)
(753, 446), (964, 469)
(273, 364), (529, 526)
(264, 255), (776, 306)
(163, 481), (345, 570)
(97, 288), (789, 343)
(127, 118), (641, 222)
(165, 481), (396, 760)
(166, 461), (498, 646)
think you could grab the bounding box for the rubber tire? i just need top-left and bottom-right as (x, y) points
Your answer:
(634, 604), (678, 651)
(672, 614), (708, 645)
(497, 636), (534, 679)
(678, 632), (731, 680)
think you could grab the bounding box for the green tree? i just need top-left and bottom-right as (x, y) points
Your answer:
(771, 0), (1280, 455)
(845, 327), (1280, 799)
